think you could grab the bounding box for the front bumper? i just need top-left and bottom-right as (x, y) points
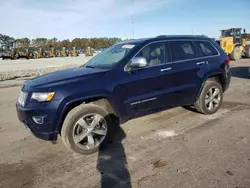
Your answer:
(16, 103), (58, 141)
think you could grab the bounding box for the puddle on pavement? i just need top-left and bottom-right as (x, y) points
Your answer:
(152, 159), (168, 170)
(137, 159), (169, 187)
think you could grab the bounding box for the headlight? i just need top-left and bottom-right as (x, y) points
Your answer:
(31, 92), (55, 102)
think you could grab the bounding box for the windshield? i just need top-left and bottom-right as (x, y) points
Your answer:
(83, 43), (135, 69)
(221, 30), (234, 37)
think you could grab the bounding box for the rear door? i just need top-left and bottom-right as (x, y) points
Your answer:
(194, 40), (221, 72)
(168, 40), (209, 105)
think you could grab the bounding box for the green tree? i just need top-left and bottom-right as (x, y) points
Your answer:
(0, 34), (15, 48)
(0, 33), (123, 51)
(31, 38), (47, 48)
(47, 37), (58, 48)
(15, 38), (30, 48)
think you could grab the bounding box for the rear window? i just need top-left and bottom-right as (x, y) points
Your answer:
(195, 41), (218, 57)
(170, 41), (197, 61)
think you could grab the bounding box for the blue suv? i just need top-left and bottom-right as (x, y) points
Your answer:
(16, 35), (231, 154)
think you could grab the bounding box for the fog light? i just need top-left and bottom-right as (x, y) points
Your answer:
(24, 123), (31, 131)
(32, 116), (45, 124)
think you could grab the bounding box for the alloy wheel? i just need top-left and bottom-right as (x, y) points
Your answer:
(72, 113), (107, 150)
(205, 86), (221, 111)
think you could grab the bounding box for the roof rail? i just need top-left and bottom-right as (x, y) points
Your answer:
(156, 34), (209, 38)
(156, 35), (168, 38)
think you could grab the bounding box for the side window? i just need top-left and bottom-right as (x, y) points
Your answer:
(170, 41), (197, 61)
(195, 41), (218, 57)
(135, 42), (167, 67)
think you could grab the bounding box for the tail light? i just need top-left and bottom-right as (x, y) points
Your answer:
(225, 57), (230, 64)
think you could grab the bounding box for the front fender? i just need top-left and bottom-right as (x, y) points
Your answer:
(55, 93), (121, 132)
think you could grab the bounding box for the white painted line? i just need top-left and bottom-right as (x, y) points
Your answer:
(128, 156), (137, 162)
(201, 109), (230, 120)
(157, 130), (177, 138)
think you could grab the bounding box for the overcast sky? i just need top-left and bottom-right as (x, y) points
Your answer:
(0, 0), (249, 40)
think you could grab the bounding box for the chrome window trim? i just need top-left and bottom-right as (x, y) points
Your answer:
(124, 39), (221, 72)
(194, 40), (220, 58)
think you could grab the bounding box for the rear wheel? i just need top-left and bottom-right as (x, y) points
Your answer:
(245, 45), (250, 58)
(61, 103), (114, 154)
(194, 80), (223, 115)
(230, 46), (241, 60)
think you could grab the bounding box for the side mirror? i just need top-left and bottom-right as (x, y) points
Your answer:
(130, 57), (147, 69)
(243, 29), (246, 33)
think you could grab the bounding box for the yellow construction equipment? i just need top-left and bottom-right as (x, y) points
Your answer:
(26, 49), (35, 59)
(35, 48), (42, 58)
(33, 49), (41, 59)
(216, 28), (250, 60)
(41, 50), (48, 58)
(2, 50), (19, 60)
(85, 46), (93, 56)
(70, 47), (79, 57)
(60, 47), (69, 57)
(55, 50), (60, 57)
(38, 48), (47, 58)
(49, 47), (56, 58)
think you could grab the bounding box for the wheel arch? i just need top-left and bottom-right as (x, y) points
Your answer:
(196, 73), (226, 102)
(56, 95), (120, 133)
(244, 44), (250, 58)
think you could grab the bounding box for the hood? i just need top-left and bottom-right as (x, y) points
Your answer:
(24, 67), (107, 88)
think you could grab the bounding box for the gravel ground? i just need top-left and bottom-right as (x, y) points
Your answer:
(0, 54), (95, 81)
(0, 65), (78, 81)
(0, 59), (249, 188)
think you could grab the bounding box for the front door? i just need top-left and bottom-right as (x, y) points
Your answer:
(118, 41), (175, 117)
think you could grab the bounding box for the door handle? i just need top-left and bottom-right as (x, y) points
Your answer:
(196, 61), (207, 65)
(161, 67), (172, 72)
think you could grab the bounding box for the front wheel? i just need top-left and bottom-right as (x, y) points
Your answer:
(61, 103), (114, 154)
(194, 80), (223, 115)
(230, 46), (241, 60)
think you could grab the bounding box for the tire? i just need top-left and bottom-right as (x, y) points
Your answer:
(245, 45), (250, 58)
(229, 46), (241, 60)
(194, 79), (223, 115)
(61, 103), (114, 154)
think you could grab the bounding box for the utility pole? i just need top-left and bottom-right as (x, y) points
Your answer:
(131, 0), (135, 39)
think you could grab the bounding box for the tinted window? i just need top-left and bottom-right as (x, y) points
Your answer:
(195, 41), (218, 57)
(135, 42), (166, 67)
(170, 41), (197, 61)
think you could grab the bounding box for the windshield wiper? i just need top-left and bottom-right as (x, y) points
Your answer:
(85, 65), (96, 68)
